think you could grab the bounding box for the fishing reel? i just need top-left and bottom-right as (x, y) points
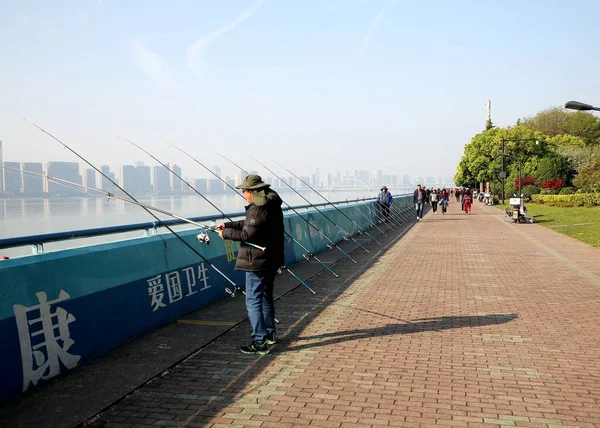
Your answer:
(326, 244), (333, 250)
(301, 254), (311, 262)
(343, 235), (351, 241)
(196, 232), (211, 245)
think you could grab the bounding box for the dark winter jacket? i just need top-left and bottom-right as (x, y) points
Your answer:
(221, 188), (285, 272)
(413, 189), (427, 204)
(377, 191), (393, 206)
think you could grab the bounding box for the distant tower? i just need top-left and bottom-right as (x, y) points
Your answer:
(485, 99), (493, 130)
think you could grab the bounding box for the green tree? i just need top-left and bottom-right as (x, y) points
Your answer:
(573, 160), (600, 192)
(533, 154), (575, 183)
(454, 126), (549, 188)
(520, 107), (568, 137)
(521, 107), (600, 145)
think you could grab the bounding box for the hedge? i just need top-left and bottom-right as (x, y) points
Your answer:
(531, 193), (600, 207)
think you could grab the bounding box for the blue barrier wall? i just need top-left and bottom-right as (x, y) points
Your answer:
(0, 198), (412, 402)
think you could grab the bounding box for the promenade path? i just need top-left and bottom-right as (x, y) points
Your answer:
(9, 199), (600, 428)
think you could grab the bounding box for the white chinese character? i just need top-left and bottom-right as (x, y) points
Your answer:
(165, 271), (183, 303)
(183, 266), (198, 297)
(13, 291), (81, 392)
(183, 263), (211, 297)
(198, 262), (210, 291)
(147, 275), (167, 311)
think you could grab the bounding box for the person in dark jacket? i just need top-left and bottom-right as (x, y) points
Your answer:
(377, 186), (393, 222)
(217, 175), (284, 355)
(413, 184), (426, 220)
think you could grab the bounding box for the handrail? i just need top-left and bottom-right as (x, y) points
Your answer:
(0, 194), (411, 251)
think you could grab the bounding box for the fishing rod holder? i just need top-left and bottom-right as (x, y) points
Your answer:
(143, 222), (159, 237)
(31, 243), (44, 255)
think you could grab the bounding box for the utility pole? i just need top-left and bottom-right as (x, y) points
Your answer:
(501, 138), (505, 204)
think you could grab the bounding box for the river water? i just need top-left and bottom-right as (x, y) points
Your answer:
(0, 189), (409, 258)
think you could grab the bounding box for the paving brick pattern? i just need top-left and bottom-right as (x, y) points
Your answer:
(88, 201), (600, 428)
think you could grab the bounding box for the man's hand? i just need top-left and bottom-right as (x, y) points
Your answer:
(216, 223), (225, 230)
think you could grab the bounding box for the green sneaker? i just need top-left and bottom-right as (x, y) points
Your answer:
(240, 341), (269, 355)
(265, 331), (277, 345)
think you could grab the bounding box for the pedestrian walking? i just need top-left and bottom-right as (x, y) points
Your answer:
(413, 184), (426, 220)
(439, 188), (449, 215)
(430, 189), (439, 215)
(217, 175), (284, 355)
(463, 189), (473, 215)
(377, 185), (393, 222)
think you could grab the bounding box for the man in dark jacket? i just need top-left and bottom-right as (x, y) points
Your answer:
(413, 184), (427, 220)
(217, 175), (284, 355)
(377, 186), (393, 222)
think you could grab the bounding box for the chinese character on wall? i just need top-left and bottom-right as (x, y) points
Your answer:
(13, 291), (81, 392)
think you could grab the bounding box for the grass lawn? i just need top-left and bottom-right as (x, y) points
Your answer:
(495, 202), (600, 247)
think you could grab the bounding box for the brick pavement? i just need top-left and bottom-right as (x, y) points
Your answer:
(87, 200), (600, 428)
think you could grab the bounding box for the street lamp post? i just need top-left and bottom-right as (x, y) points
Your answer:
(564, 101), (600, 111)
(499, 138), (539, 205)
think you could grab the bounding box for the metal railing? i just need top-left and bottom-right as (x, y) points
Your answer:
(0, 194), (411, 253)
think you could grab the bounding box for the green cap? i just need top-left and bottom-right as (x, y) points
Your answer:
(235, 174), (270, 190)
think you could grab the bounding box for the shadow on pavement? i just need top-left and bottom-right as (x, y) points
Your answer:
(279, 314), (519, 352)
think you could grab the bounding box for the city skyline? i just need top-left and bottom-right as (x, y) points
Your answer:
(0, 139), (454, 196)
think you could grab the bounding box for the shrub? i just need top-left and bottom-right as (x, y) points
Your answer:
(532, 193), (600, 207)
(559, 187), (576, 195)
(540, 178), (565, 191)
(515, 176), (536, 190)
(521, 185), (540, 199)
(573, 160), (600, 192)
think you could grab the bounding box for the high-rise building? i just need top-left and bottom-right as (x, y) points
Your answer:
(235, 170), (245, 186)
(211, 165), (222, 178)
(120, 165), (136, 191)
(375, 169), (383, 186)
(100, 165), (113, 191)
(299, 176), (310, 189)
(0, 140), (4, 192)
(153, 165), (171, 193)
(193, 179), (208, 193)
(22, 162), (44, 193)
(207, 179), (221, 193)
(46, 162), (81, 194)
(224, 177), (235, 191)
(84, 168), (96, 191)
(356, 170), (369, 187)
(3, 161), (22, 193)
(171, 164), (183, 192)
(135, 164), (151, 194)
(314, 168), (321, 188)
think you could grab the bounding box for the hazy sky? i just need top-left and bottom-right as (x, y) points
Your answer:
(1, 0), (598, 180)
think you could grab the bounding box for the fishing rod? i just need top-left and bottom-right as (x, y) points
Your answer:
(166, 144), (338, 279)
(5, 165), (265, 251)
(117, 136), (265, 252)
(11, 166), (281, 323)
(381, 196), (411, 225)
(237, 158), (362, 262)
(363, 200), (397, 230)
(358, 197), (398, 231)
(19, 119), (242, 297)
(225, 153), (370, 254)
(370, 194), (407, 227)
(274, 161), (384, 246)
